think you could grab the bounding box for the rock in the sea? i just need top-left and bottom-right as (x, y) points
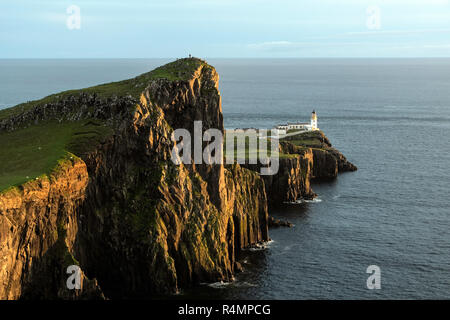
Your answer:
(234, 261), (244, 273)
(268, 216), (294, 228)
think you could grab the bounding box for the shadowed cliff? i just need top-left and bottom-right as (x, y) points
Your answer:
(0, 58), (268, 299)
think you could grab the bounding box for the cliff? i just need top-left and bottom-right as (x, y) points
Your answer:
(242, 149), (315, 203)
(280, 130), (357, 180)
(241, 131), (357, 205)
(0, 155), (104, 299)
(0, 58), (268, 299)
(0, 58), (355, 299)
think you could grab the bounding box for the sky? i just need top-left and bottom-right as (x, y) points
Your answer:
(1, 0), (450, 58)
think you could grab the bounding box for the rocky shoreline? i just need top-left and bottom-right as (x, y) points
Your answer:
(0, 58), (356, 299)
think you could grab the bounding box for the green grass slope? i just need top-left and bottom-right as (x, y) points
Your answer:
(281, 130), (330, 149)
(0, 58), (208, 191)
(0, 120), (112, 191)
(0, 58), (208, 121)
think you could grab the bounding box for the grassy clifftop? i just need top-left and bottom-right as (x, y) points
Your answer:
(0, 120), (112, 191)
(0, 58), (210, 121)
(281, 130), (332, 149)
(223, 130), (331, 162)
(0, 58), (210, 191)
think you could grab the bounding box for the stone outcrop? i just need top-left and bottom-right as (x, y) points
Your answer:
(279, 131), (357, 183)
(242, 133), (357, 205)
(268, 217), (293, 228)
(0, 94), (136, 132)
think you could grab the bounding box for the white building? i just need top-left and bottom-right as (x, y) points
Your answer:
(311, 110), (318, 130)
(274, 110), (318, 135)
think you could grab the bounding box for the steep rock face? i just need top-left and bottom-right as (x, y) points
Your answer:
(0, 59), (269, 299)
(325, 147), (357, 173)
(74, 71), (269, 296)
(311, 146), (357, 179)
(311, 149), (339, 179)
(273, 154), (315, 202)
(242, 148), (315, 204)
(303, 131), (357, 178)
(279, 132), (357, 182)
(224, 164), (269, 250)
(241, 133), (357, 205)
(0, 157), (103, 299)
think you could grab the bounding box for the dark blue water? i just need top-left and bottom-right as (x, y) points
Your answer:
(1, 59), (450, 299)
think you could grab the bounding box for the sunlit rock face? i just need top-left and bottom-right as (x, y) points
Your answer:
(0, 59), (269, 299)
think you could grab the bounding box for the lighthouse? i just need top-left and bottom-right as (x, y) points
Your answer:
(311, 110), (318, 131)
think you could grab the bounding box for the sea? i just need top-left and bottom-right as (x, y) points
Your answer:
(1, 58), (450, 299)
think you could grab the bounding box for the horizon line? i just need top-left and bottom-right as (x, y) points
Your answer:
(1, 56), (450, 60)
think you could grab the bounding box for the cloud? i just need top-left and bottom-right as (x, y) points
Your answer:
(345, 29), (450, 36)
(247, 41), (297, 49)
(423, 44), (450, 48)
(246, 39), (450, 55)
(246, 40), (373, 52)
(325, 0), (449, 4)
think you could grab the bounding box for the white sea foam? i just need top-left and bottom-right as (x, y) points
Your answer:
(302, 198), (322, 203)
(284, 197), (322, 204)
(203, 279), (257, 289)
(245, 239), (274, 251)
(204, 280), (234, 289)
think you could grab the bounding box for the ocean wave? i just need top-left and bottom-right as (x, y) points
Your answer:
(202, 279), (258, 289)
(245, 239), (274, 251)
(284, 198), (322, 204)
(203, 280), (234, 289)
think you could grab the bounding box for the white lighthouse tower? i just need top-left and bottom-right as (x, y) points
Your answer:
(311, 110), (318, 131)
